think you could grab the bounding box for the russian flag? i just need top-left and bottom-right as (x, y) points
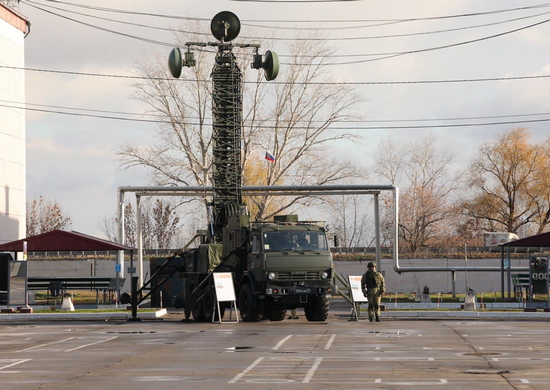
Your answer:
(265, 151), (275, 162)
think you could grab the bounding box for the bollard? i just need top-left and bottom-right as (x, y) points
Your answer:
(127, 276), (141, 322)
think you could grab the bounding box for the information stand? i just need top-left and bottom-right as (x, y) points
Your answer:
(349, 275), (368, 321)
(213, 272), (238, 323)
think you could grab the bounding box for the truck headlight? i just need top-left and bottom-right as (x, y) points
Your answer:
(321, 271), (329, 279)
(268, 272), (276, 280)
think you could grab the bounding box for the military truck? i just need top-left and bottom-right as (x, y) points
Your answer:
(173, 214), (333, 322)
(131, 12), (332, 322)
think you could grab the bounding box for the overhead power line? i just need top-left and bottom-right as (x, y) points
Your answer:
(3, 64), (550, 85)
(21, 1), (175, 47)
(327, 16), (550, 65)
(23, 0), (212, 37)
(22, 0), (550, 67)
(24, 0), (550, 45)
(5, 100), (550, 129)
(32, 0), (550, 25)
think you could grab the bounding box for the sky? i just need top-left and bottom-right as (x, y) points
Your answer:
(12, 0), (550, 238)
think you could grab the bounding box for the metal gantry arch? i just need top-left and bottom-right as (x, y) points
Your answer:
(115, 184), (400, 287)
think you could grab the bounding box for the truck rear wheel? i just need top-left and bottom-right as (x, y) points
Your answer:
(304, 294), (329, 321)
(203, 290), (224, 321)
(238, 284), (262, 322)
(192, 301), (206, 322)
(265, 307), (286, 321)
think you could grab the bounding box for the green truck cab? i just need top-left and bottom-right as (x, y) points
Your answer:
(236, 215), (333, 322)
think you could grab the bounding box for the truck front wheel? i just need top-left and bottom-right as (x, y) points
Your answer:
(304, 294), (329, 321)
(265, 307), (286, 321)
(238, 284), (262, 322)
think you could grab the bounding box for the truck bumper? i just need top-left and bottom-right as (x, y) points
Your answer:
(264, 285), (331, 296)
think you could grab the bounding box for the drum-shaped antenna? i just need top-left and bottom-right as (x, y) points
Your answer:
(263, 51), (279, 81)
(211, 11), (241, 42)
(168, 47), (183, 78)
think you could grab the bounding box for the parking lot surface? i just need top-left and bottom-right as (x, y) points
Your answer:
(1, 307), (549, 389)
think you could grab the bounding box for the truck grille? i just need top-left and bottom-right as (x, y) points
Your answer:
(277, 271), (320, 281)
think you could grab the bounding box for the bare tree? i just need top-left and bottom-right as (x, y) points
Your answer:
(327, 193), (374, 248)
(26, 196), (72, 237)
(100, 202), (137, 246)
(100, 199), (181, 249)
(527, 135), (550, 234)
(118, 27), (364, 223)
(462, 128), (543, 234)
(150, 199), (181, 249)
(376, 136), (459, 255)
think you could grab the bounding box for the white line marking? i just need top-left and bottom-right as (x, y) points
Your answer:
(302, 357), (322, 383)
(375, 379), (382, 383)
(0, 359), (32, 371)
(441, 379), (448, 384)
(228, 357), (264, 384)
(376, 347), (381, 350)
(16, 337), (76, 353)
(492, 358), (499, 361)
(324, 335), (336, 350)
(64, 337), (117, 352)
(521, 379), (530, 384)
(272, 335), (293, 350)
(478, 347), (485, 350)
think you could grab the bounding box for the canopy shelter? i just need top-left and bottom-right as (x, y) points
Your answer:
(499, 232), (550, 300)
(0, 230), (135, 253)
(0, 231), (135, 306)
(500, 231), (550, 249)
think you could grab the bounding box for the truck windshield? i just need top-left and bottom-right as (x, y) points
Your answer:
(262, 231), (328, 252)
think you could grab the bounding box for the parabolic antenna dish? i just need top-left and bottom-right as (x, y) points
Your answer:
(168, 47), (183, 78)
(264, 51), (279, 81)
(211, 11), (241, 42)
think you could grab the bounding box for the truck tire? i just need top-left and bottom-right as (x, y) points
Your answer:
(238, 284), (261, 322)
(192, 301), (206, 322)
(304, 294), (329, 322)
(202, 290), (225, 321)
(120, 293), (131, 305)
(265, 307), (286, 321)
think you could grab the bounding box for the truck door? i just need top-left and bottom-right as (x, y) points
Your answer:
(248, 234), (262, 270)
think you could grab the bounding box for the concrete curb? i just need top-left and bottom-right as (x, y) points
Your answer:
(383, 310), (550, 319)
(0, 308), (168, 321)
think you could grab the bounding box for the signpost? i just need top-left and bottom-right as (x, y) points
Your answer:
(348, 275), (368, 321)
(213, 273), (238, 323)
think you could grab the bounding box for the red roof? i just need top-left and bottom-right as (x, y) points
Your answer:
(500, 231), (550, 248)
(0, 230), (135, 252)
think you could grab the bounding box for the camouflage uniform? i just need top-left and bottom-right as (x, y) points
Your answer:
(361, 262), (385, 322)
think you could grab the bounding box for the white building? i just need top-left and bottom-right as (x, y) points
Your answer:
(0, 2), (29, 244)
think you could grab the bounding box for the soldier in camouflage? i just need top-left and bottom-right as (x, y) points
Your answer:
(361, 261), (385, 322)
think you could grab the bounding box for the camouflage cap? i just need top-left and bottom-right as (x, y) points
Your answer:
(368, 261), (376, 268)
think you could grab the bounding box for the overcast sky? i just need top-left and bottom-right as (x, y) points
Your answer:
(15, 0), (550, 238)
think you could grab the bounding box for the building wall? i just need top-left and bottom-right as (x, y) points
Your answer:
(0, 4), (27, 244)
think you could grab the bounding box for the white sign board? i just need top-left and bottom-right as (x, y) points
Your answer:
(213, 272), (236, 302)
(349, 275), (368, 303)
